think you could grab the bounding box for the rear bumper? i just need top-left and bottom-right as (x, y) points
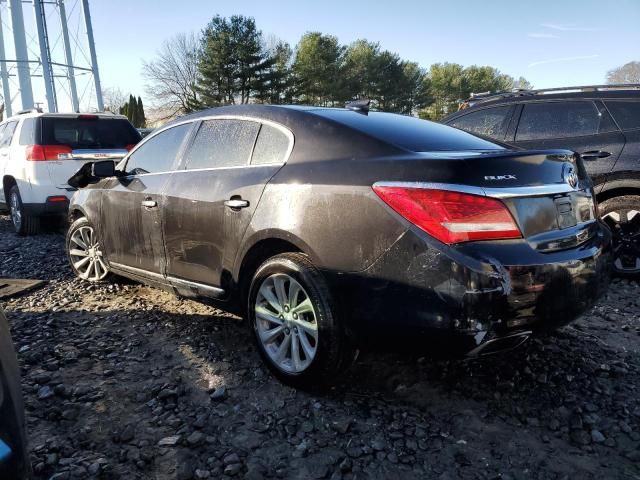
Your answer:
(336, 222), (611, 354)
(23, 196), (70, 216)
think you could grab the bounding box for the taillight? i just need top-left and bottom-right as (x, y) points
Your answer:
(373, 186), (522, 244)
(26, 145), (73, 161)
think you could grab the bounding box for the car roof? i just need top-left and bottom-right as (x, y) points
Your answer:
(2, 111), (129, 123)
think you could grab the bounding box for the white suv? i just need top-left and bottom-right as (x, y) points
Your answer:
(0, 110), (140, 235)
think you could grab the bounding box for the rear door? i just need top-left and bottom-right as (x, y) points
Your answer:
(100, 122), (194, 276)
(510, 100), (625, 178)
(604, 99), (640, 174)
(39, 115), (141, 189)
(163, 119), (292, 295)
(0, 123), (8, 206)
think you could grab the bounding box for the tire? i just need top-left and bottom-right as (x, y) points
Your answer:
(248, 252), (356, 387)
(9, 185), (41, 236)
(66, 216), (113, 283)
(599, 195), (640, 276)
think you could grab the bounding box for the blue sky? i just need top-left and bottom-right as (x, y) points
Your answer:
(88, 0), (640, 104)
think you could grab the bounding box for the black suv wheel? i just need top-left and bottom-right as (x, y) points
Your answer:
(600, 195), (640, 276)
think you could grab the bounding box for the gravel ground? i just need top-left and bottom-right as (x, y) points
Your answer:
(1, 213), (639, 480)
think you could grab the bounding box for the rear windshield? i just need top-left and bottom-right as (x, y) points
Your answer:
(41, 117), (141, 149)
(313, 110), (504, 152)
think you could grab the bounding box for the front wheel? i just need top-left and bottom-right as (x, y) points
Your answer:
(248, 253), (355, 387)
(66, 217), (112, 282)
(600, 195), (640, 276)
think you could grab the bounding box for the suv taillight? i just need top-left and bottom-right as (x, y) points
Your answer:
(373, 186), (522, 244)
(26, 145), (73, 161)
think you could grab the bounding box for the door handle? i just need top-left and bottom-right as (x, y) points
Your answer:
(141, 199), (157, 208)
(224, 198), (249, 209)
(580, 150), (611, 160)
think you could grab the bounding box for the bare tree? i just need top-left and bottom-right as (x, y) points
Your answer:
(607, 61), (640, 84)
(142, 32), (200, 120)
(102, 87), (128, 113)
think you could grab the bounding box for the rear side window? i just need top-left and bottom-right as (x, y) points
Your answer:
(516, 101), (607, 140)
(0, 121), (18, 147)
(606, 101), (640, 130)
(251, 124), (291, 165)
(314, 110), (503, 151)
(19, 118), (37, 145)
(183, 119), (260, 170)
(125, 123), (192, 175)
(448, 106), (511, 140)
(41, 117), (141, 149)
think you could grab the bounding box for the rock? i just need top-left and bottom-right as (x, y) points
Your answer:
(223, 453), (241, 465)
(37, 386), (54, 399)
(224, 463), (242, 476)
(194, 469), (210, 479)
(591, 430), (605, 443)
(187, 431), (204, 446)
(570, 430), (591, 446)
(158, 435), (180, 446)
(210, 385), (228, 401)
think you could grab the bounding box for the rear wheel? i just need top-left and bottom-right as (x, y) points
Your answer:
(66, 217), (112, 282)
(600, 195), (640, 276)
(248, 252), (355, 387)
(9, 185), (41, 235)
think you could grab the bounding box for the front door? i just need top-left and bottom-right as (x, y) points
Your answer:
(510, 100), (626, 179)
(101, 122), (194, 275)
(163, 119), (292, 294)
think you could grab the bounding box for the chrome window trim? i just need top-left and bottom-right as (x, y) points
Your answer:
(121, 114), (294, 177)
(373, 181), (578, 198)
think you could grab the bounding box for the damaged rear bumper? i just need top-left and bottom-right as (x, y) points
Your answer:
(336, 222), (612, 355)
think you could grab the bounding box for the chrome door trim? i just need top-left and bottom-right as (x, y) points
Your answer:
(373, 181), (578, 198)
(167, 276), (225, 298)
(109, 262), (226, 298)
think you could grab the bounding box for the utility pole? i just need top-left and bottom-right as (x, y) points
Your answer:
(58, 0), (79, 112)
(8, 0), (34, 110)
(80, 0), (103, 111)
(33, 0), (56, 112)
(0, 7), (12, 117)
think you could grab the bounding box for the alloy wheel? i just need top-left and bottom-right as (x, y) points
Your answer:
(254, 273), (319, 373)
(68, 225), (110, 281)
(10, 191), (22, 230)
(602, 208), (640, 274)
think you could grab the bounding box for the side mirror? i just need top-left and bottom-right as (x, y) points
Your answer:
(91, 160), (115, 178)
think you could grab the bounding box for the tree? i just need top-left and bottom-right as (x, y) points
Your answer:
(137, 96), (146, 128)
(197, 15), (271, 106)
(254, 39), (294, 104)
(103, 87), (128, 113)
(512, 76), (533, 90)
(607, 61), (640, 84)
(292, 32), (346, 106)
(142, 32), (200, 119)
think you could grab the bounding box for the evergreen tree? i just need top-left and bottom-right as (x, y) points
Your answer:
(197, 15), (271, 106)
(137, 96), (146, 128)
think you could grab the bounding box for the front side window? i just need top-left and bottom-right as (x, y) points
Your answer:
(125, 123), (192, 175)
(606, 101), (640, 130)
(448, 106), (511, 140)
(516, 101), (605, 141)
(0, 121), (18, 147)
(251, 124), (291, 165)
(183, 119), (260, 170)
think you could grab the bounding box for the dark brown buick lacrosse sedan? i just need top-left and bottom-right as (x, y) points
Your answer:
(66, 104), (611, 385)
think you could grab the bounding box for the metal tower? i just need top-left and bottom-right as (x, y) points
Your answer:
(0, 0), (103, 116)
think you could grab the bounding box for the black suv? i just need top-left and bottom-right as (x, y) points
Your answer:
(443, 85), (640, 275)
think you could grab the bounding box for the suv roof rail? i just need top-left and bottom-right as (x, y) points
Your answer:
(16, 107), (43, 115)
(460, 83), (640, 109)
